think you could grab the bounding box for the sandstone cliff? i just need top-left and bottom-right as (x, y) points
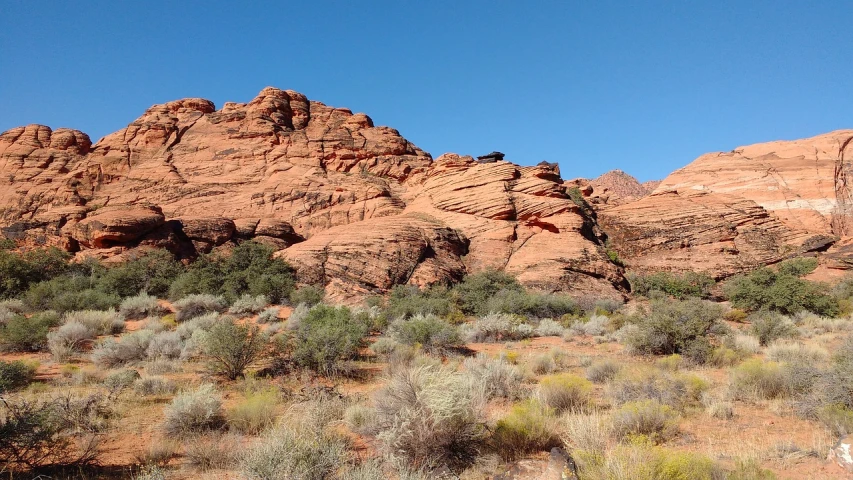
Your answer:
(0, 87), (626, 301)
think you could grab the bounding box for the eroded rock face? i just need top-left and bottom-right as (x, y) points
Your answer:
(0, 87), (628, 301)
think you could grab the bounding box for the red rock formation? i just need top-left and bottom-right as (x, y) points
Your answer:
(0, 87), (626, 301)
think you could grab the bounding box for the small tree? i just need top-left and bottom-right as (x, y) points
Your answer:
(201, 322), (267, 380)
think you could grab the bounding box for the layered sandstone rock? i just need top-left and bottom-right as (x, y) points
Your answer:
(0, 87), (627, 301)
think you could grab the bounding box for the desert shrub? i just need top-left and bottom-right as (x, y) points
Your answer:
(385, 284), (458, 320)
(612, 399), (679, 442)
(460, 312), (531, 343)
(344, 403), (378, 435)
(0, 310), (61, 352)
(290, 285), (325, 307)
(568, 314), (610, 336)
(0, 247), (70, 299)
(629, 270), (715, 299)
(285, 302), (311, 330)
(228, 388), (279, 434)
(727, 333), (762, 354)
(726, 458), (778, 480)
(454, 269), (524, 316)
(730, 359), (790, 400)
(389, 313), (460, 353)
(702, 393), (735, 420)
(146, 331), (183, 360)
(537, 373), (592, 412)
(816, 404), (853, 437)
(162, 384), (225, 436)
(175, 312), (222, 339)
(200, 321), (267, 380)
(119, 293), (165, 320)
(291, 305), (367, 374)
(173, 294), (228, 322)
(586, 359), (621, 383)
(607, 368), (707, 409)
(0, 392), (112, 469)
(492, 400), (560, 460)
(47, 321), (98, 360)
(484, 289), (580, 319)
(724, 263), (838, 316)
(369, 336), (400, 356)
(228, 294), (268, 316)
(709, 346), (747, 367)
(574, 443), (719, 480)
(535, 318), (566, 337)
(91, 330), (154, 367)
(103, 369), (141, 392)
(24, 275), (121, 313)
(184, 433), (243, 471)
(748, 311), (797, 346)
(561, 410), (613, 457)
(373, 363), (485, 469)
(531, 353), (558, 375)
(621, 298), (724, 363)
(64, 309), (123, 335)
(133, 376), (177, 396)
(169, 241), (295, 303)
(776, 257), (818, 277)
(766, 340), (828, 364)
(654, 354), (684, 371)
(462, 353), (524, 400)
(0, 359), (37, 393)
(241, 421), (348, 480)
(96, 249), (183, 299)
(145, 359), (182, 375)
(257, 306), (280, 324)
(724, 308), (749, 323)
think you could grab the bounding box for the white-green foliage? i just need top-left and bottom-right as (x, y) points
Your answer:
(119, 293), (163, 320)
(176, 312), (222, 340)
(90, 330), (154, 367)
(47, 321), (97, 360)
(569, 314), (609, 336)
(173, 294), (228, 322)
(133, 375), (177, 396)
(369, 337), (399, 356)
(228, 294), (268, 316)
(146, 331), (183, 360)
(285, 303), (311, 330)
(586, 359), (621, 383)
(766, 340), (829, 364)
(460, 312), (532, 343)
(162, 383), (224, 436)
(373, 363), (485, 468)
(63, 309), (124, 335)
(462, 353), (524, 400)
(257, 307), (280, 324)
(534, 318), (566, 337)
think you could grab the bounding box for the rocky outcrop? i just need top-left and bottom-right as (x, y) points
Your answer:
(0, 87), (628, 301)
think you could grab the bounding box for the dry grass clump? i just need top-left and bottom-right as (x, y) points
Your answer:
(537, 373), (592, 412)
(47, 321), (98, 361)
(344, 403), (377, 435)
(184, 432), (243, 471)
(373, 363), (485, 470)
(561, 410), (613, 456)
(462, 353), (525, 400)
(227, 388), (279, 434)
(729, 359), (790, 400)
(701, 392), (735, 420)
(573, 443), (719, 480)
(766, 340), (829, 364)
(585, 359), (621, 384)
(606, 367), (708, 410)
(90, 330), (154, 367)
(459, 312), (532, 343)
(133, 376), (177, 396)
(492, 400), (561, 460)
(162, 383), (225, 436)
(63, 309), (124, 335)
(531, 353), (557, 375)
(611, 399), (679, 442)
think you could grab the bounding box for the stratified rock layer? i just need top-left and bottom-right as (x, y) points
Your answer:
(0, 87), (626, 301)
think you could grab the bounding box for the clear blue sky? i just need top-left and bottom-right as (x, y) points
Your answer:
(2, 1), (851, 181)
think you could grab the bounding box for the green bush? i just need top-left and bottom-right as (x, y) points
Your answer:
(170, 241), (295, 303)
(389, 313), (460, 353)
(24, 275), (121, 313)
(492, 400), (560, 460)
(621, 298), (724, 363)
(0, 311), (61, 352)
(385, 284), (457, 320)
(200, 322), (267, 380)
(453, 269), (524, 316)
(228, 388), (279, 434)
(290, 285), (325, 307)
(228, 294), (268, 316)
(96, 249), (183, 298)
(629, 271), (715, 299)
(0, 247), (70, 299)
(748, 311), (797, 346)
(292, 305), (367, 374)
(173, 294), (228, 322)
(730, 359), (790, 400)
(484, 290), (580, 319)
(0, 359), (37, 393)
(607, 368), (708, 409)
(724, 263), (838, 316)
